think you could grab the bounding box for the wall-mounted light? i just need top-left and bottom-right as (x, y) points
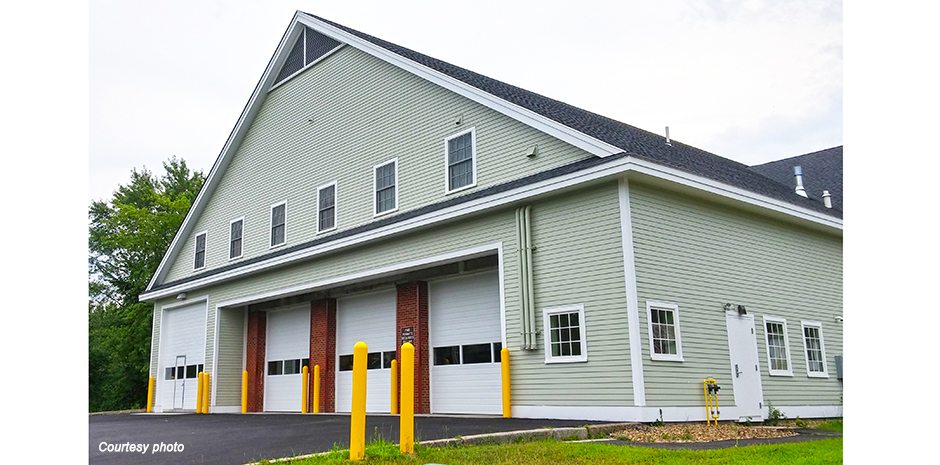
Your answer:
(834, 315), (843, 323)
(453, 114), (463, 126)
(723, 303), (747, 315)
(176, 293), (187, 301)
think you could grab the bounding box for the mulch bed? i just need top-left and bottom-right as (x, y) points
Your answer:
(611, 423), (798, 443)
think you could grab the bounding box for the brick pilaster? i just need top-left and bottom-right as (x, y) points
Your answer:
(246, 311), (267, 412)
(309, 299), (337, 413)
(396, 281), (430, 414)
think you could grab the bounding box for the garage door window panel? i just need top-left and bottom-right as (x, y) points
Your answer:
(542, 304), (588, 363)
(434, 346), (460, 365)
(268, 360), (283, 376)
(462, 343), (493, 364)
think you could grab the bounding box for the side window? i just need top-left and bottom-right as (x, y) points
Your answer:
(763, 316), (793, 376)
(542, 304), (588, 363)
(317, 182), (337, 233)
(229, 218), (244, 260)
(445, 128), (476, 193)
(193, 231), (207, 270)
(373, 159), (398, 216)
(270, 202), (286, 247)
(646, 301), (684, 361)
(801, 321), (829, 378)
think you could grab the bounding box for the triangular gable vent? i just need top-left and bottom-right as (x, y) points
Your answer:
(274, 27), (342, 85)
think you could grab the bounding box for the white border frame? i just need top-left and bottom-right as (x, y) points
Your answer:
(372, 158), (399, 217)
(269, 201), (287, 249)
(192, 230), (208, 271)
(443, 127), (478, 195)
(762, 315), (794, 377)
(646, 301), (684, 362)
(542, 304), (588, 364)
(800, 320), (829, 378)
(316, 181), (338, 234)
(228, 217), (245, 261)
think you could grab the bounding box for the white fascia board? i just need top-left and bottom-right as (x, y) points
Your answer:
(295, 13), (623, 158)
(140, 155), (842, 301)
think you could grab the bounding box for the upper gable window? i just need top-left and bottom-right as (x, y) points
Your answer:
(229, 218), (244, 260)
(374, 159), (398, 216)
(270, 202), (287, 248)
(273, 27), (342, 87)
(317, 182), (337, 233)
(445, 128), (477, 193)
(193, 231), (207, 270)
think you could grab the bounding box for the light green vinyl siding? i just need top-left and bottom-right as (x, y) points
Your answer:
(151, 182), (631, 407)
(164, 44), (594, 282)
(629, 182), (843, 407)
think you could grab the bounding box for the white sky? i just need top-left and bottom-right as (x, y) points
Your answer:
(89, 0), (842, 201)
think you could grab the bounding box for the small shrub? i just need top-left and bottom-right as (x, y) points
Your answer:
(795, 417), (807, 428)
(765, 402), (786, 426)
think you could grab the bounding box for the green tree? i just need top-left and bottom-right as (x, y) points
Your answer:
(88, 157), (203, 411)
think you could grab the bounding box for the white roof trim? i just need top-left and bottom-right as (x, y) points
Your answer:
(140, 154), (841, 301)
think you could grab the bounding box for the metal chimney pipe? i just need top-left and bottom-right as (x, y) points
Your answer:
(665, 126), (672, 146)
(794, 166), (808, 198)
(822, 190), (832, 208)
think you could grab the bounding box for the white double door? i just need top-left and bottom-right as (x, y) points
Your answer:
(335, 289), (396, 413)
(264, 304), (310, 412)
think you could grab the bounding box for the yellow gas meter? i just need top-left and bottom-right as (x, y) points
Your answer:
(703, 378), (721, 425)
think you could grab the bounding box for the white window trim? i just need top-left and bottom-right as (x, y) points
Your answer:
(228, 217), (245, 261)
(316, 181), (338, 234)
(372, 158), (399, 217)
(762, 315), (794, 377)
(800, 320), (829, 378)
(269, 201), (287, 248)
(193, 230), (208, 271)
(646, 301), (684, 362)
(443, 127), (478, 195)
(542, 304), (588, 364)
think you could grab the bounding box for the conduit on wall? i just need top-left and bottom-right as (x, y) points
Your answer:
(515, 205), (537, 350)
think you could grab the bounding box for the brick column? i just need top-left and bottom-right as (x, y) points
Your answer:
(245, 311), (267, 412)
(309, 299), (337, 413)
(396, 281), (430, 414)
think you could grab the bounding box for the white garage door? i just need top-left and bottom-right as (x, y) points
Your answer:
(336, 289), (396, 413)
(430, 271), (502, 414)
(158, 302), (206, 411)
(264, 304), (311, 412)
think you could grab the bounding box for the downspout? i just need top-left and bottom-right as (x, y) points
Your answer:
(516, 205), (537, 350)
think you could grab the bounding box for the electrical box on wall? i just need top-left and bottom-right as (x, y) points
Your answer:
(834, 355), (843, 380)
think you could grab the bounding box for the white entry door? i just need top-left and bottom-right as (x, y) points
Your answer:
(725, 312), (764, 420)
(336, 289), (396, 413)
(158, 302), (206, 411)
(264, 304), (311, 412)
(429, 271), (502, 414)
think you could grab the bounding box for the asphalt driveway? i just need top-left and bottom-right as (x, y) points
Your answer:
(90, 413), (600, 465)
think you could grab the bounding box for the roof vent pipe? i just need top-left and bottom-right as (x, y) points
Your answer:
(793, 166), (808, 198)
(822, 190), (832, 208)
(665, 126), (672, 146)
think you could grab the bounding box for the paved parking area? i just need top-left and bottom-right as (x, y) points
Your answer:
(90, 413), (600, 465)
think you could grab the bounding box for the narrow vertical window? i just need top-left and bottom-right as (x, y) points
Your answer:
(374, 159), (397, 215)
(763, 317), (793, 376)
(229, 218), (243, 259)
(445, 128), (476, 193)
(646, 301), (684, 361)
(317, 183), (337, 232)
(193, 231), (207, 270)
(270, 202), (286, 247)
(801, 321), (828, 378)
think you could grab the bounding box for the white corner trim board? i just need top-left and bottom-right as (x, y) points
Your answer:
(617, 177), (646, 407)
(142, 156), (842, 301)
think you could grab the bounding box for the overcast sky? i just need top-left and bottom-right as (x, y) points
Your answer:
(89, 0), (842, 202)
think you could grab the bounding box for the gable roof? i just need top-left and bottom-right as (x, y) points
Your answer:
(749, 146), (843, 211)
(143, 12), (842, 297)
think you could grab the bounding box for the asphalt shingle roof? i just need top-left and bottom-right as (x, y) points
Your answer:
(749, 146), (843, 212)
(305, 12), (841, 219)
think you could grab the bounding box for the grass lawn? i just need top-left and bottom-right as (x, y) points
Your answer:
(814, 419), (843, 432)
(273, 437), (842, 465)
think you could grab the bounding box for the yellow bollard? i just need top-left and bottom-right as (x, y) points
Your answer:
(349, 342), (368, 461)
(313, 365), (321, 414)
(400, 342), (415, 455)
(242, 370), (248, 413)
(390, 359), (398, 415)
(501, 347), (511, 418)
(301, 365), (309, 413)
(203, 373), (211, 414)
(146, 376), (155, 413)
(196, 372), (204, 414)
